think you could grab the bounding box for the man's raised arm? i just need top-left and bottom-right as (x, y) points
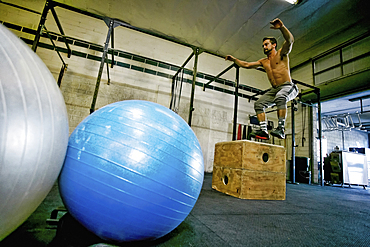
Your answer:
(270, 18), (294, 55)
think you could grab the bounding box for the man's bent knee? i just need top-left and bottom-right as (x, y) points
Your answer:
(254, 101), (265, 115)
(275, 96), (288, 110)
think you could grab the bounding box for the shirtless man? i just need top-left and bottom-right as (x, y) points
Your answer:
(225, 18), (298, 140)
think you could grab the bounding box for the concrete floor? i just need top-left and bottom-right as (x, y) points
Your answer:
(1, 173), (370, 247)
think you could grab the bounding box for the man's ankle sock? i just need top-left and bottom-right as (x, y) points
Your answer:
(278, 118), (285, 129)
(260, 121), (268, 132)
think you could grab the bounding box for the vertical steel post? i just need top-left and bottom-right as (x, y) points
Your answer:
(110, 28), (115, 68)
(291, 101), (296, 183)
(342, 130), (345, 150)
(90, 19), (114, 114)
(32, 0), (51, 52)
(188, 47), (200, 126)
(105, 54), (111, 85)
(316, 89), (324, 186)
(169, 76), (177, 110)
(308, 104), (314, 184)
(232, 66), (240, 141)
(57, 64), (67, 87)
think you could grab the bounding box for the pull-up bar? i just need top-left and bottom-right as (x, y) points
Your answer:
(203, 64), (235, 91)
(201, 63), (241, 140)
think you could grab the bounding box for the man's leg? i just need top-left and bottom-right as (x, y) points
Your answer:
(257, 112), (266, 122)
(277, 108), (287, 128)
(271, 108), (287, 139)
(250, 112), (269, 140)
(250, 89), (276, 140)
(257, 112), (269, 135)
(271, 83), (298, 139)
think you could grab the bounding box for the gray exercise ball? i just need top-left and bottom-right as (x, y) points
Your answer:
(0, 24), (69, 240)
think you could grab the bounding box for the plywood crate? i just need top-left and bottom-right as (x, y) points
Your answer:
(212, 140), (286, 200)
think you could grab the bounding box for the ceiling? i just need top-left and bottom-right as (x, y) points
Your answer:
(52, 0), (370, 68)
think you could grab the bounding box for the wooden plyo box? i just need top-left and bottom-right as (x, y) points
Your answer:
(212, 140), (286, 200)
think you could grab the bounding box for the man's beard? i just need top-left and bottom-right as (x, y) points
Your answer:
(264, 48), (272, 55)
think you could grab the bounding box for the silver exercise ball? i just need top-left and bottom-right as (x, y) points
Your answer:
(0, 24), (69, 240)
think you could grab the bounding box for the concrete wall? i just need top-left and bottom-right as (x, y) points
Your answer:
(323, 129), (369, 153)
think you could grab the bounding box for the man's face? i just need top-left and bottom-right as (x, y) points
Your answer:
(262, 39), (276, 55)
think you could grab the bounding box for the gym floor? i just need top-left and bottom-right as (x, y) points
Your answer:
(1, 173), (370, 247)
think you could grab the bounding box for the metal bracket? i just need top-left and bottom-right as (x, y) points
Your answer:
(46, 206), (67, 229)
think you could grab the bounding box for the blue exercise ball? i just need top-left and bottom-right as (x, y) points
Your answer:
(59, 100), (204, 242)
(0, 24), (69, 240)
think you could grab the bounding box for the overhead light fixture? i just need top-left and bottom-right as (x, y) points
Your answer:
(284, 0), (302, 4)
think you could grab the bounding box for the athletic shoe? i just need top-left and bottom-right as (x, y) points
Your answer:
(271, 127), (285, 139)
(249, 129), (269, 140)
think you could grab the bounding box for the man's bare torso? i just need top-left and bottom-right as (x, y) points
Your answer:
(259, 49), (291, 88)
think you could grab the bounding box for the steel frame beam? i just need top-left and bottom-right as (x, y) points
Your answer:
(50, 6), (71, 57)
(90, 18), (121, 113)
(33, 0), (71, 57)
(316, 89), (323, 186)
(291, 100), (297, 184)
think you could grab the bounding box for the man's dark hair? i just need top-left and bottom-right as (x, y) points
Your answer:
(263, 37), (277, 48)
